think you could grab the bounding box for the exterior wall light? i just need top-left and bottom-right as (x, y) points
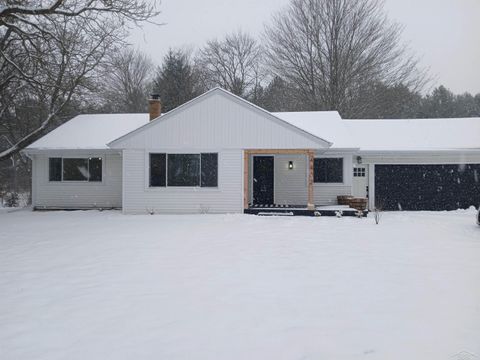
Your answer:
(356, 156), (362, 164)
(288, 161), (294, 170)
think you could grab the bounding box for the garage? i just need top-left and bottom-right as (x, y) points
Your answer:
(375, 164), (480, 211)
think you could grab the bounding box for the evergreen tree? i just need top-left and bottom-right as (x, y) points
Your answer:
(152, 49), (203, 112)
(255, 76), (299, 112)
(419, 86), (457, 118)
(346, 82), (422, 119)
(418, 86), (480, 118)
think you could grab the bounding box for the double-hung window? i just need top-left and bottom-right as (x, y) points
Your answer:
(149, 153), (218, 188)
(49, 157), (102, 182)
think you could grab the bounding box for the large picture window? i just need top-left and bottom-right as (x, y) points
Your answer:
(49, 157), (102, 182)
(314, 158), (343, 183)
(149, 153), (218, 188)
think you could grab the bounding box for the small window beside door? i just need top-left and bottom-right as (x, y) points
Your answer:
(353, 167), (366, 177)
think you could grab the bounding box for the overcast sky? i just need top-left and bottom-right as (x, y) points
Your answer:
(130, 0), (480, 94)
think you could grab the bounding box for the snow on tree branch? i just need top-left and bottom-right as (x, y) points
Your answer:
(0, 1), (161, 161)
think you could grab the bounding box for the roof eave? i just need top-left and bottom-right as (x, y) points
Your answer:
(23, 147), (121, 155)
(357, 148), (480, 155)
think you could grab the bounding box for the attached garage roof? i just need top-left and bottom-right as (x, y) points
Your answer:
(344, 117), (480, 151)
(273, 111), (356, 149)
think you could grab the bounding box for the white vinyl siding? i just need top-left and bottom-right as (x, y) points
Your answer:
(273, 154), (353, 206)
(274, 154), (308, 205)
(111, 90), (328, 150)
(32, 152), (122, 209)
(122, 149), (243, 214)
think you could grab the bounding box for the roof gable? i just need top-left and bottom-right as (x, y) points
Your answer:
(108, 88), (332, 149)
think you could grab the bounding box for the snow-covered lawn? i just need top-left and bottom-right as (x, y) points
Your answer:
(1, 209), (479, 360)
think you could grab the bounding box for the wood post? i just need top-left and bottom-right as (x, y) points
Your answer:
(307, 150), (315, 210)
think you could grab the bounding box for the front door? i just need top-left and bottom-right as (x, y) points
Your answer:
(352, 166), (369, 198)
(253, 156), (274, 205)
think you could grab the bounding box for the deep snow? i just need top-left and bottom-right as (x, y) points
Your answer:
(0, 209), (479, 360)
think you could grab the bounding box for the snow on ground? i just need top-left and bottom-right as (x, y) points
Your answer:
(0, 209), (479, 360)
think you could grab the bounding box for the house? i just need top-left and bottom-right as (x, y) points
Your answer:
(23, 88), (480, 214)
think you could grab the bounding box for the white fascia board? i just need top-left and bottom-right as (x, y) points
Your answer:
(23, 148), (122, 156)
(357, 149), (480, 156)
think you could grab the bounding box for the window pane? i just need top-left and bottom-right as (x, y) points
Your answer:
(88, 158), (102, 182)
(201, 153), (218, 187)
(63, 158), (89, 181)
(168, 154), (200, 186)
(150, 153), (166, 187)
(314, 158), (343, 183)
(328, 158), (343, 182)
(314, 159), (326, 182)
(49, 158), (62, 181)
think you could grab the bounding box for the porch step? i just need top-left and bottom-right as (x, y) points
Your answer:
(257, 211), (294, 216)
(245, 207), (368, 217)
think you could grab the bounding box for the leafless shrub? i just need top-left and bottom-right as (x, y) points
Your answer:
(199, 204), (210, 214)
(374, 207), (383, 224)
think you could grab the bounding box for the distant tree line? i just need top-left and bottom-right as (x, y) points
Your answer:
(1, 0), (479, 198)
(98, 0), (479, 120)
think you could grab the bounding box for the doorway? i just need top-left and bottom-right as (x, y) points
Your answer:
(352, 165), (369, 198)
(253, 156), (274, 204)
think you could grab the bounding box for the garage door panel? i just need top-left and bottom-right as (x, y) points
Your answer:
(375, 164), (480, 211)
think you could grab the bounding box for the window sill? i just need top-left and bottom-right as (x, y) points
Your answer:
(314, 182), (347, 186)
(47, 181), (105, 185)
(146, 186), (220, 191)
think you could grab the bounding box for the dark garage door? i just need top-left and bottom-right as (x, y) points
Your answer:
(375, 164), (480, 211)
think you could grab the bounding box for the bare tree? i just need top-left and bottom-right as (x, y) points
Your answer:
(196, 31), (264, 99)
(0, 0), (160, 161)
(264, 0), (428, 116)
(100, 47), (154, 113)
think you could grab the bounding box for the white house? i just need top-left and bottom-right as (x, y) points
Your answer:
(24, 88), (480, 214)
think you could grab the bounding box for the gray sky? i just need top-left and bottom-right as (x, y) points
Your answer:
(130, 0), (480, 94)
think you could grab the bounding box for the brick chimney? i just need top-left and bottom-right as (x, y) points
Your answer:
(148, 94), (162, 121)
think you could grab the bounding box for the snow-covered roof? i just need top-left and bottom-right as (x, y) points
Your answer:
(273, 111), (357, 149)
(27, 114), (149, 150)
(344, 117), (480, 151)
(25, 106), (480, 152)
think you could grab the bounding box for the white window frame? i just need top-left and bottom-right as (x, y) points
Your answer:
(147, 151), (220, 190)
(48, 156), (104, 184)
